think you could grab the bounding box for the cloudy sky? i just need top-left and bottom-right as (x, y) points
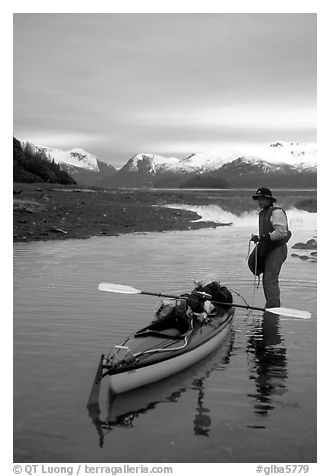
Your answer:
(14, 13), (316, 167)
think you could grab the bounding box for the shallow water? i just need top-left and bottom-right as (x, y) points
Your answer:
(13, 201), (317, 463)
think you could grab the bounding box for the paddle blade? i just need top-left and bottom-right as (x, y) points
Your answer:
(98, 283), (142, 294)
(266, 307), (311, 319)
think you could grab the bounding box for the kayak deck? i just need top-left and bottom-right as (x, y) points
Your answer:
(90, 306), (233, 394)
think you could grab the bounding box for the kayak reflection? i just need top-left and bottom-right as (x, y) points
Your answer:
(87, 331), (234, 447)
(246, 312), (287, 425)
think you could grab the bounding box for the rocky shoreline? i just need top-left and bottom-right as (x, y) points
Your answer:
(291, 238), (317, 262)
(13, 183), (225, 243)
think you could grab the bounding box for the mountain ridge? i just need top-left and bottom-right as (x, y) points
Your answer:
(100, 141), (317, 189)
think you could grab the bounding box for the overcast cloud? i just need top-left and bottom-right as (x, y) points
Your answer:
(14, 13), (316, 167)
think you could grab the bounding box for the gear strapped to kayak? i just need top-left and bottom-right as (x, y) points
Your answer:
(154, 282), (233, 325)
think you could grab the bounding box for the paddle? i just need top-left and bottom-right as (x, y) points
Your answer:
(98, 283), (311, 319)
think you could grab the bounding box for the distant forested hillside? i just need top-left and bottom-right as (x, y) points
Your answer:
(13, 137), (76, 184)
(180, 173), (230, 188)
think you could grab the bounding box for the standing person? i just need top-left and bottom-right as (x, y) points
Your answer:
(249, 188), (291, 308)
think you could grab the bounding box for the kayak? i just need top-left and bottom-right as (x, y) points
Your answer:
(92, 295), (234, 394)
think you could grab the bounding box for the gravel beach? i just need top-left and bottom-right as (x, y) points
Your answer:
(13, 183), (223, 243)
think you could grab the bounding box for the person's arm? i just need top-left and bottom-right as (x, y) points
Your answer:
(269, 209), (288, 241)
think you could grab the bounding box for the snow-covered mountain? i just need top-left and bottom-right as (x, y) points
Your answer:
(125, 153), (181, 172)
(21, 141), (116, 185)
(100, 142), (317, 189)
(178, 142), (316, 172)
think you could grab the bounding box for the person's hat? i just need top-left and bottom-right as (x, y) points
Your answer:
(252, 187), (276, 202)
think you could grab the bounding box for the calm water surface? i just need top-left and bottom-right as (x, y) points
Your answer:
(13, 201), (317, 463)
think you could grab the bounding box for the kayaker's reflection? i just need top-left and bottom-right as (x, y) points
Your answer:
(247, 311), (287, 420)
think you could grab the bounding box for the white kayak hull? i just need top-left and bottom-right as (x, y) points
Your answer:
(108, 314), (233, 394)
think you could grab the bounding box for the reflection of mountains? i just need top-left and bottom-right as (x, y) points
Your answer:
(206, 196), (316, 216)
(246, 312), (288, 426)
(87, 331), (234, 447)
(170, 203), (317, 230)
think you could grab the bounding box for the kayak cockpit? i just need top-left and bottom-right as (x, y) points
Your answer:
(135, 314), (192, 340)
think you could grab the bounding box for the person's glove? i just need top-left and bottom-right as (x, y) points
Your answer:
(250, 234), (260, 243)
(260, 233), (271, 243)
